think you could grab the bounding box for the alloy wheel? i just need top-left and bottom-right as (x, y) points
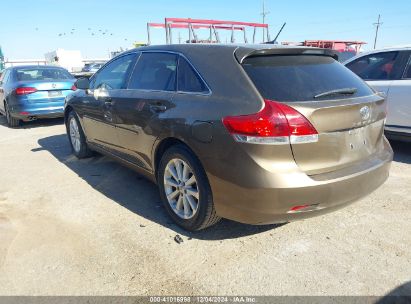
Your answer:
(69, 117), (81, 153)
(163, 158), (199, 219)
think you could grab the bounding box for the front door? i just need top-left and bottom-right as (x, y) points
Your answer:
(81, 53), (137, 152)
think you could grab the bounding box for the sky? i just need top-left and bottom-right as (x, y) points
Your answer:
(1, 0), (411, 59)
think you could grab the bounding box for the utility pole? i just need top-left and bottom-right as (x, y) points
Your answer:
(178, 32), (182, 44)
(373, 14), (383, 49)
(261, 0), (270, 42)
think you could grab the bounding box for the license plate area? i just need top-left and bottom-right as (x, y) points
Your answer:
(48, 90), (62, 97)
(348, 126), (368, 151)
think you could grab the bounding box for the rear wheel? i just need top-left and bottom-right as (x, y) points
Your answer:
(4, 102), (20, 128)
(66, 111), (93, 158)
(158, 145), (221, 231)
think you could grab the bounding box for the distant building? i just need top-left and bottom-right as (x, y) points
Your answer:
(44, 49), (83, 72)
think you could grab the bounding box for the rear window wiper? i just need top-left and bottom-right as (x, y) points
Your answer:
(314, 88), (357, 99)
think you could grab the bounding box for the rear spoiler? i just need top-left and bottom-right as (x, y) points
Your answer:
(235, 47), (338, 63)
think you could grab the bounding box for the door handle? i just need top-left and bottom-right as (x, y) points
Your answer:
(150, 104), (167, 112)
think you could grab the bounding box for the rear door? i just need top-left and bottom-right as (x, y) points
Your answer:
(345, 51), (403, 97)
(383, 51), (411, 132)
(80, 53), (137, 152)
(113, 52), (178, 170)
(346, 50), (411, 133)
(242, 54), (386, 175)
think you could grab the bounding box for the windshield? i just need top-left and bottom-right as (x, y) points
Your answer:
(15, 68), (74, 81)
(242, 55), (374, 102)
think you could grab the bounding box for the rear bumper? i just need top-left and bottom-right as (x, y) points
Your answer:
(208, 139), (393, 225)
(385, 127), (411, 142)
(9, 103), (64, 120)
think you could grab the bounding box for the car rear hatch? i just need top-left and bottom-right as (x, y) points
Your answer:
(237, 48), (387, 176)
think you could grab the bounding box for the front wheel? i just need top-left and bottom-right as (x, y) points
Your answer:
(158, 145), (221, 231)
(66, 111), (93, 158)
(5, 102), (20, 128)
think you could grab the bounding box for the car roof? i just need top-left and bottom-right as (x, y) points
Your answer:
(380, 45), (411, 51)
(343, 45), (411, 64)
(122, 44), (337, 62)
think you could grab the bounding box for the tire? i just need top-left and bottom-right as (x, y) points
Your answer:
(66, 110), (93, 159)
(158, 145), (221, 231)
(4, 102), (20, 128)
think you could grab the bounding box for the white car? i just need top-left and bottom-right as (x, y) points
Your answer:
(345, 46), (411, 141)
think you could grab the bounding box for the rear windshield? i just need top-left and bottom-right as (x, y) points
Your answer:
(15, 68), (73, 81)
(242, 55), (373, 102)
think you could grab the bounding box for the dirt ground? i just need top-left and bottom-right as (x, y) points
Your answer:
(0, 116), (410, 296)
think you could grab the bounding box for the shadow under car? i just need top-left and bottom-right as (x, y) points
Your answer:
(35, 134), (283, 240)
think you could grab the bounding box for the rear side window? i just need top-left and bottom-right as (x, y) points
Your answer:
(242, 55), (373, 102)
(128, 53), (178, 91)
(177, 57), (208, 93)
(346, 51), (399, 80)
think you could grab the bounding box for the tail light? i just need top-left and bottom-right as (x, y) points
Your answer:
(71, 85), (77, 91)
(16, 87), (37, 95)
(222, 99), (318, 145)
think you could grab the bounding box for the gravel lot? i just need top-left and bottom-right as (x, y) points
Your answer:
(0, 116), (410, 296)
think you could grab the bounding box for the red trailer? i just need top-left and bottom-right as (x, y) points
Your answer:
(147, 18), (269, 45)
(282, 40), (366, 61)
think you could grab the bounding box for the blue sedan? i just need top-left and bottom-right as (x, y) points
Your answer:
(0, 65), (76, 127)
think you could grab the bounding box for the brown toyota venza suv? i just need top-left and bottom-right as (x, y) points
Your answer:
(65, 44), (393, 231)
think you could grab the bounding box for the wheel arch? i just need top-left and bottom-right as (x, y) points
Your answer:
(64, 105), (74, 124)
(153, 137), (199, 181)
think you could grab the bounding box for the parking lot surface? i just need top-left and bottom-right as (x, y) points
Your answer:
(0, 116), (410, 296)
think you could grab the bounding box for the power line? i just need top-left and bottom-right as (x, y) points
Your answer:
(373, 14), (383, 49)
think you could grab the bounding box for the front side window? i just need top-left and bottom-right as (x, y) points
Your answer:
(177, 57), (208, 93)
(346, 51), (399, 81)
(128, 53), (178, 91)
(93, 54), (136, 90)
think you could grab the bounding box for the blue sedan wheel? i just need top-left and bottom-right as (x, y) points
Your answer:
(5, 102), (20, 128)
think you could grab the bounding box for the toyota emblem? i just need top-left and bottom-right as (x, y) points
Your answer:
(360, 106), (370, 121)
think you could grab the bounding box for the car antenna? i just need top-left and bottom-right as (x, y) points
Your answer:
(266, 22), (286, 44)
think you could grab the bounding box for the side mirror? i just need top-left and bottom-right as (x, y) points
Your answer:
(377, 91), (387, 99)
(75, 77), (90, 90)
(93, 87), (110, 100)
